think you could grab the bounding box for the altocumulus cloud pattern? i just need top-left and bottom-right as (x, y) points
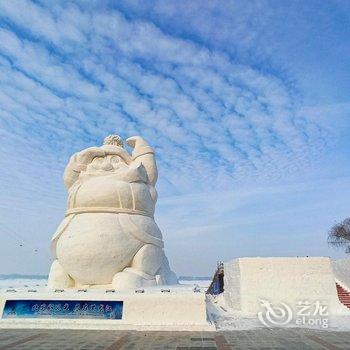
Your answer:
(0, 0), (326, 200)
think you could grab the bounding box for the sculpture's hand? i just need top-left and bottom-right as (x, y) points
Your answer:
(76, 147), (105, 164)
(126, 136), (157, 185)
(126, 136), (148, 149)
(64, 147), (105, 188)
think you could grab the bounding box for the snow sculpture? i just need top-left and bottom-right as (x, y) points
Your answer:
(48, 135), (177, 290)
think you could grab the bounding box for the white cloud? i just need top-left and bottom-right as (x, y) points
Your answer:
(0, 0), (345, 274)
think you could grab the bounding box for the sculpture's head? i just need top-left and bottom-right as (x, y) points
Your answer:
(103, 134), (124, 148)
(85, 135), (131, 174)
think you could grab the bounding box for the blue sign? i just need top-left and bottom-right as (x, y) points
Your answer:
(2, 300), (123, 320)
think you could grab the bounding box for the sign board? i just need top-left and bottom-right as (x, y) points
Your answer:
(2, 300), (123, 320)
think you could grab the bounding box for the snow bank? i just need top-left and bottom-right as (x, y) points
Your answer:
(332, 259), (350, 290)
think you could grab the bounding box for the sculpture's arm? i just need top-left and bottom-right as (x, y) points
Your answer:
(63, 154), (84, 189)
(127, 136), (158, 186)
(63, 147), (105, 189)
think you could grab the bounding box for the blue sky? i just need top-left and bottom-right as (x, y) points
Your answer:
(0, 0), (349, 276)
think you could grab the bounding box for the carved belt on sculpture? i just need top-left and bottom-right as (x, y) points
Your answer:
(65, 207), (153, 218)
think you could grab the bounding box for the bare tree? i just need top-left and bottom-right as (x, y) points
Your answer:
(328, 218), (350, 254)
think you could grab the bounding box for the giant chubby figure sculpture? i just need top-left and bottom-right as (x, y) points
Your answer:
(48, 135), (177, 291)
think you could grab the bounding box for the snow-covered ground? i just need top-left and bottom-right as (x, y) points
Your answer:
(0, 277), (47, 289)
(178, 279), (211, 288)
(0, 277), (210, 290)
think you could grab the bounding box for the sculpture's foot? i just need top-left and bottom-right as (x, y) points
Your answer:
(112, 268), (157, 291)
(48, 259), (74, 289)
(112, 244), (163, 291)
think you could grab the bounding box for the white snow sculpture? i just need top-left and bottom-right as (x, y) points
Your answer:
(48, 135), (177, 290)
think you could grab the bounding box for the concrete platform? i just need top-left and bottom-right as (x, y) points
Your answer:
(0, 285), (214, 331)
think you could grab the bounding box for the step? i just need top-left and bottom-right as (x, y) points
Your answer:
(336, 283), (350, 309)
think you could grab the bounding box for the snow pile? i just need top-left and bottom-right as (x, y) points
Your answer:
(207, 257), (350, 331)
(207, 294), (350, 331)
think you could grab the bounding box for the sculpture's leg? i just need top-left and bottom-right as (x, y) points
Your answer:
(158, 255), (179, 285)
(112, 244), (163, 291)
(48, 259), (74, 289)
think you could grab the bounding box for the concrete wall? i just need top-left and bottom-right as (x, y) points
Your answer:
(0, 288), (214, 331)
(223, 257), (347, 315)
(332, 259), (350, 290)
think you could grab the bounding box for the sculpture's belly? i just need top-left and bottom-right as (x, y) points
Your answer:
(56, 213), (143, 285)
(68, 177), (155, 216)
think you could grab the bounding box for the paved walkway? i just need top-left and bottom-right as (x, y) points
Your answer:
(0, 328), (349, 349)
